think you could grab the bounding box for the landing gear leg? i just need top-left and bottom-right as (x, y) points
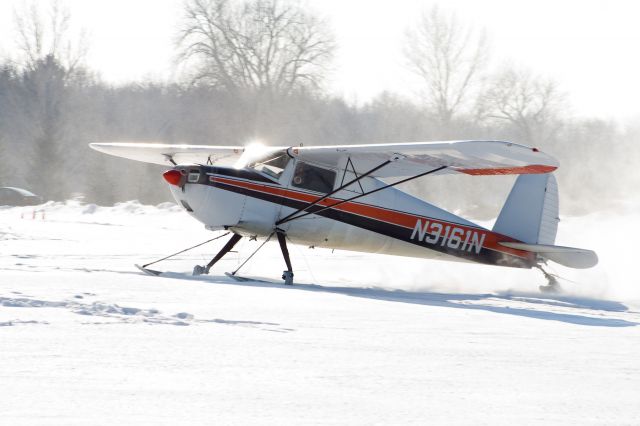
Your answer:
(193, 233), (242, 276)
(535, 265), (561, 293)
(276, 229), (294, 285)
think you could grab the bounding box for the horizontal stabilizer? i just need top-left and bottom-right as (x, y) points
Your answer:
(499, 242), (598, 269)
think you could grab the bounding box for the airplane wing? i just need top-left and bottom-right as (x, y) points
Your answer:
(290, 140), (559, 177)
(90, 140), (559, 177)
(89, 142), (247, 167)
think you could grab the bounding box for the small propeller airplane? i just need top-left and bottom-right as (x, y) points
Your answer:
(90, 140), (597, 292)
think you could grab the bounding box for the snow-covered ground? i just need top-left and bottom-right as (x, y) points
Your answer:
(1, 201), (639, 425)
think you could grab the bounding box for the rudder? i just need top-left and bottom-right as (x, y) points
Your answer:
(493, 173), (559, 244)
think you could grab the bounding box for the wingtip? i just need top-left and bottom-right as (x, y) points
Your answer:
(459, 164), (558, 175)
(88, 142), (107, 152)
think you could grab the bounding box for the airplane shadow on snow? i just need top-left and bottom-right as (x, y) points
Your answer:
(159, 272), (638, 328)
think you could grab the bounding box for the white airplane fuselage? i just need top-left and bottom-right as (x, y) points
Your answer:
(165, 157), (535, 269)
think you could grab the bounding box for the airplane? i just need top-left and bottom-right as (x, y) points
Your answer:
(90, 140), (598, 292)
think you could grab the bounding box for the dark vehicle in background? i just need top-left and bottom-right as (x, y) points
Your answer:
(0, 187), (43, 206)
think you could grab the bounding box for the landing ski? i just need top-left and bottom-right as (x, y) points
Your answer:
(135, 264), (163, 276)
(224, 272), (276, 284)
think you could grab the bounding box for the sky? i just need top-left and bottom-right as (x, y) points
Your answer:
(0, 0), (639, 121)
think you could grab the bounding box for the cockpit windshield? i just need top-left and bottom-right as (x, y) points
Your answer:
(247, 150), (290, 179)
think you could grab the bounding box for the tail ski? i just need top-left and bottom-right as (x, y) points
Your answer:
(493, 173), (597, 269)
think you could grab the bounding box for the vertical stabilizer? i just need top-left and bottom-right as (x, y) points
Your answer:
(493, 174), (559, 244)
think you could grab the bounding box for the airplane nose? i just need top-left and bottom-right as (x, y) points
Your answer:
(163, 169), (183, 186)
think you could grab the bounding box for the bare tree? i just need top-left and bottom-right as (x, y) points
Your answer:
(177, 0), (335, 97)
(405, 6), (488, 128)
(477, 67), (566, 145)
(13, 0), (88, 73)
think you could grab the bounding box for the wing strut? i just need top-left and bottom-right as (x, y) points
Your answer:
(277, 165), (447, 225)
(276, 158), (392, 225)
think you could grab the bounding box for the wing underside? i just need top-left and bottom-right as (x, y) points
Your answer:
(289, 140), (558, 177)
(89, 140), (559, 178)
(89, 142), (246, 167)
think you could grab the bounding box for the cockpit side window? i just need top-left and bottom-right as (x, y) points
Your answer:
(247, 150), (290, 179)
(291, 161), (336, 194)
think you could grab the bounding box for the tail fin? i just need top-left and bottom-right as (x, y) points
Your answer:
(494, 174), (598, 268)
(493, 173), (559, 244)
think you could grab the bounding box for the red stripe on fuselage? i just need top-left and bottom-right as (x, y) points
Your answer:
(210, 175), (531, 259)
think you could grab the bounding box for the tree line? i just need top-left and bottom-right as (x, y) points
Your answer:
(0, 0), (636, 216)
